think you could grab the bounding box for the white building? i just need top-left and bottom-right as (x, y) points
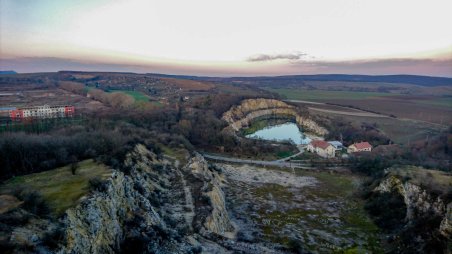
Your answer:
(307, 140), (336, 158)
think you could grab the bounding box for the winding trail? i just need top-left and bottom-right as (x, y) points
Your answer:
(176, 170), (195, 230)
(202, 153), (348, 172)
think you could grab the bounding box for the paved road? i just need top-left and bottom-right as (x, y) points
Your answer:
(202, 153), (348, 171)
(275, 145), (306, 162)
(203, 153), (309, 168)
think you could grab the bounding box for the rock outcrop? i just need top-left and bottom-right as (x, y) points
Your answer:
(375, 175), (446, 221)
(183, 153), (234, 237)
(222, 98), (328, 136)
(57, 145), (234, 253)
(440, 203), (452, 239)
(374, 174), (452, 244)
(59, 145), (166, 254)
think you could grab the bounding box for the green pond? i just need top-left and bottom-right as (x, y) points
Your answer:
(245, 122), (311, 145)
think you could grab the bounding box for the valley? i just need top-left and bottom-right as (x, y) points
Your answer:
(0, 72), (450, 253)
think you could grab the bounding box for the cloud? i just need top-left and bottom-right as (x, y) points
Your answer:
(1, 55), (451, 77)
(270, 57), (451, 77)
(247, 52), (308, 62)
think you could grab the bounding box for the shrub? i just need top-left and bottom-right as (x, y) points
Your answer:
(286, 238), (307, 254)
(190, 246), (202, 254)
(88, 177), (109, 192)
(365, 191), (406, 232)
(19, 191), (51, 217)
(41, 225), (66, 250)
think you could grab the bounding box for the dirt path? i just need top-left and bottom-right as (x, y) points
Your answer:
(176, 170), (195, 230)
(308, 107), (388, 117)
(284, 99), (325, 105)
(220, 163), (318, 188)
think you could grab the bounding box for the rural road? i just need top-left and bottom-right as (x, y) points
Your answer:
(285, 99), (388, 117)
(203, 153), (300, 168)
(276, 145), (306, 162)
(284, 99), (325, 105)
(307, 107), (388, 117)
(202, 153), (348, 171)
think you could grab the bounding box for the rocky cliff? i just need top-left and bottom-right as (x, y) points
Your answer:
(375, 175), (447, 222)
(440, 203), (452, 239)
(183, 154), (234, 237)
(57, 145), (234, 254)
(374, 174), (451, 245)
(59, 145), (165, 254)
(222, 98), (328, 136)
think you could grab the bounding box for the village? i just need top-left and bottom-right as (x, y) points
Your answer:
(8, 105), (75, 120)
(4, 104), (374, 161)
(306, 139), (373, 158)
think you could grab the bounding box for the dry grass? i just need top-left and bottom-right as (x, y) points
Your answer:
(0, 159), (112, 216)
(71, 74), (96, 79)
(161, 77), (215, 91)
(390, 166), (452, 195)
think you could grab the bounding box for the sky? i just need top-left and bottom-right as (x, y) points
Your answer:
(0, 0), (451, 76)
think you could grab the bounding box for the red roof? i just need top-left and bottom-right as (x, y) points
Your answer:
(310, 140), (331, 150)
(353, 142), (372, 150)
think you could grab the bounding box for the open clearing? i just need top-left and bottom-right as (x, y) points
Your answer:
(108, 90), (150, 102)
(265, 88), (398, 101)
(311, 109), (445, 144)
(389, 166), (452, 195)
(268, 88), (452, 125)
(220, 163), (382, 253)
(0, 159), (111, 216)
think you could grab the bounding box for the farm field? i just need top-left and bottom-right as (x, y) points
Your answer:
(264, 88), (399, 101)
(267, 88), (452, 125)
(323, 98), (452, 125)
(311, 109), (445, 144)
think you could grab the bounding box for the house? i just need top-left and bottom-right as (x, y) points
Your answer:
(307, 140), (336, 158)
(347, 142), (372, 153)
(328, 141), (344, 151)
(10, 105), (75, 120)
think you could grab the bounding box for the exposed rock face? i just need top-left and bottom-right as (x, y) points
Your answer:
(440, 203), (452, 238)
(183, 153), (234, 237)
(222, 98), (328, 136)
(59, 145), (164, 254)
(222, 99), (292, 123)
(374, 174), (451, 252)
(56, 145), (234, 253)
(375, 175), (446, 221)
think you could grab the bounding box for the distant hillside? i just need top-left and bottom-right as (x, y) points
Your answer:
(0, 70), (17, 75)
(149, 73), (452, 87)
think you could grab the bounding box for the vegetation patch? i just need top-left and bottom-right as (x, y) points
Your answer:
(0, 159), (111, 216)
(264, 88), (398, 101)
(224, 164), (383, 253)
(108, 90), (150, 102)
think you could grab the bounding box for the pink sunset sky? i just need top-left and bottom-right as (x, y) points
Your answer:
(1, 0), (451, 76)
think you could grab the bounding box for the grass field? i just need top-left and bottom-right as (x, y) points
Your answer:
(267, 87), (452, 125)
(0, 159), (111, 216)
(264, 88), (398, 101)
(414, 97), (452, 107)
(161, 77), (214, 91)
(108, 90), (150, 102)
(312, 109), (444, 144)
(390, 166), (452, 195)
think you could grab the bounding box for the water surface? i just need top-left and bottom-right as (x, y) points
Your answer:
(245, 122), (311, 145)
